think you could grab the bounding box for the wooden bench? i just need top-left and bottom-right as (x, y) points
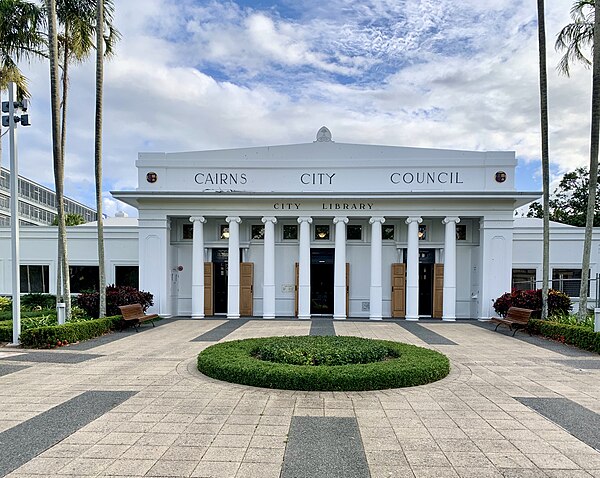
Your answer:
(118, 304), (158, 331)
(489, 307), (535, 336)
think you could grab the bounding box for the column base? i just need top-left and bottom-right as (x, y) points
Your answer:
(6, 342), (20, 348)
(191, 314), (205, 319)
(333, 315), (346, 320)
(159, 314), (173, 318)
(369, 316), (383, 321)
(442, 317), (456, 321)
(405, 316), (419, 321)
(262, 315), (275, 319)
(298, 315), (311, 320)
(227, 314), (240, 319)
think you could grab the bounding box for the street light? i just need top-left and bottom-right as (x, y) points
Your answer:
(2, 82), (31, 345)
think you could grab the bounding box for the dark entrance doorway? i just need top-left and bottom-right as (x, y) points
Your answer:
(311, 249), (334, 315)
(212, 249), (228, 314)
(418, 249), (435, 316)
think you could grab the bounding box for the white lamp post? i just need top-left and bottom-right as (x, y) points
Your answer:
(2, 82), (31, 345)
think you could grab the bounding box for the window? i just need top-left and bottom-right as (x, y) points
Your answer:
(283, 225), (298, 240)
(315, 225), (330, 240)
(552, 269), (587, 297)
(69, 265), (100, 293)
(115, 266), (139, 288)
(512, 269), (536, 291)
(220, 225), (229, 240)
(251, 225), (265, 240)
(347, 225), (362, 240)
(182, 223), (193, 240)
(456, 224), (467, 241)
(20, 265), (49, 293)
(382, 225), (395, 240)
(418, 224), (427, 241)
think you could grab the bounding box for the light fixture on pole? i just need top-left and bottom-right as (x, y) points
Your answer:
(2, 82), (31, 345)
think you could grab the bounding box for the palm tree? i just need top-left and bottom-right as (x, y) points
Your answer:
(51, 0), (118, 318)
(537, 0), (550, 320)
(0, 0), (45, 185)
(556, 0), (600, 319)
(44, 0), (71, 320)
(95, 0), (105, 317)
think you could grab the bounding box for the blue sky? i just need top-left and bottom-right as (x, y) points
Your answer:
(1, 0), (593, 216)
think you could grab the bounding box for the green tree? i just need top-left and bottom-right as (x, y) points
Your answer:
(527, 167), (600, 226)
(537, 0), (551, 320)
(556, 0), (600, 318)
(50, 0), (118, 319)
(51, 213), (85, 226)
(0, 0), (45, 178)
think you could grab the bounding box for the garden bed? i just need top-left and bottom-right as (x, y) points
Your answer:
(197, 336), (450, 391)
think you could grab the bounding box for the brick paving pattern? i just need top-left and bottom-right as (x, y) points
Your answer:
(0, 318), (598, 477)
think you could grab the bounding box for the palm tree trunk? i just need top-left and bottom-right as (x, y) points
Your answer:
(60, 27), (71, 319)
(579, 2), (600, 320)
(537, 0), (551, 320)
(95, 0), (106, 318)
(46, 0), (71, 319)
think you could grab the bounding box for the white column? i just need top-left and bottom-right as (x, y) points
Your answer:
(369, 217), (385, 320)
(190, 216), (206, 319)
(226, 216), (241, 319)
(333, 217), (349, 320)
(405, 216), (422, 320)
(262, 216), (277, 319)
(442, 217), (460, 321)
(298, 217), (313, 319)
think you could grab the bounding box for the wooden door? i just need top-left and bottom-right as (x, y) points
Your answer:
(204, 262), (213, 316)
(294, 262), (299, 317)
(240, 262), (254, 316)
(391, 263), (406, 318)
(433, 263), (444, 318)
(346, 263), (350, 316)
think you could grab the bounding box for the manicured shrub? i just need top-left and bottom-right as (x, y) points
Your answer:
(0, 309), (56, 321)
(493, 289), (571, 317)
(20, 316), (122, 348)
(77, 286), (153, 318)
(529, 319), (600, 354)
(0, 296), (11, 312)
(0, 325), (11, 342)
(21, 293), (57, 311)
(198, 336), (450, 391)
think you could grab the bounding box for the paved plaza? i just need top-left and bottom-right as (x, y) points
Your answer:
(0, 318), (599, 477)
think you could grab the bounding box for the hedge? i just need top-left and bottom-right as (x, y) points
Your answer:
(19, 316), (122, 348)
(77, 286), (153, 318)
(529, 319), (600, 354)
(197, 336), (450, 391)
(493, 289), (571, 317)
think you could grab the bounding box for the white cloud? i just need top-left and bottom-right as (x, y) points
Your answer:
(0, 0), (595, 218)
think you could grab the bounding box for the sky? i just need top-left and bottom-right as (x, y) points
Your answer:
(0, 0), (594, 217)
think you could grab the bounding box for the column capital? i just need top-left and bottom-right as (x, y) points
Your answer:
(226, 216), (242, 224)
(297, 216), (313, 224)
(405, 216), (423, 225)
(369, 216), (386, 225)
(442, 216), (461, 225)
(333, 216), (349, 224)
(189, 216), (206, 224)
(261, 216), (278, 224)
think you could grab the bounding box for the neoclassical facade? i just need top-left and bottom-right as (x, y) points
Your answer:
(112, 128), (540, 320)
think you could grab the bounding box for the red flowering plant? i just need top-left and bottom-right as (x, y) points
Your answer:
(493, 289), (571, 318)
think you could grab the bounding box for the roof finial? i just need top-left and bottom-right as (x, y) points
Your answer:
(315, 126), (333, 142)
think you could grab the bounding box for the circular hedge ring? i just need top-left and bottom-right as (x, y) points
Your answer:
(197, 336), (450, 391)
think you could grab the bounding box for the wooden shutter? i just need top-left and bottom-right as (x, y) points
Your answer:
(391, 263), (406, 318)
(346, 263), (350, 316)
(204, 262), (213, 316)
(240, 262), (254, 316)
(294, 262), (299, 317)
(433, 263), (444, 318)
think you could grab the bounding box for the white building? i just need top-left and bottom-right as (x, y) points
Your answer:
(0, 128), (598, 319)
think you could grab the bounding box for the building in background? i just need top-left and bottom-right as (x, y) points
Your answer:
(0, 168), (97, 226)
